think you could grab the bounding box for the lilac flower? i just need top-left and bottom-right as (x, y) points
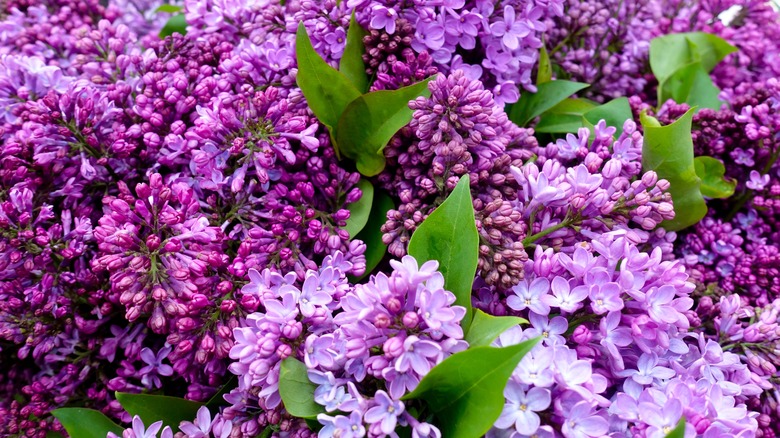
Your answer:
(395, 336), (442, 375)
(599, 311), (632, 370)
(305, 334), (337, 369)
(745, 170), (769, 190)
(323, 28), (347, 57)
(515, 346), (555, 388)
(489, 6), (530, 50)
(561, 401), (609, 438)
(108, 416), (174, 438)
(370, 6), (397, 34)
(617, 353), (675, 387)
(558, 247), (598, 278)
(178, 406), (214, 438)
(526, 313), (567, 346)
(264, 292), (300, 324)
(644, 399), (683, 437)
(413, 20), (446, 52)
(731, 147), (755, 167)
(138, 346), (174, 389)
(318, 411), (366, 438)
(507, 278), (551, 315)
(588, 282), (624, 314)
(296, 271), (334, 317)
(389, 256), (439, 290)
(543, 277), (588, 313)
(364, 390), (405, 435)
(495, 381), (551, 435)
(418, 286), (465, 338)
(645, 286), (686, 325)
(553, 346), (592, 388)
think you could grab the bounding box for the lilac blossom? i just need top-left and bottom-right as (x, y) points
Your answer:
(495, 382), (551, 435)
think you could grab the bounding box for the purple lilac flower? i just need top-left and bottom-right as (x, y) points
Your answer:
(507, 278), (552, 315)
(108, 416), (174, 438)
(561, 401), (609, 438)
(495, 381), (551, 435)
(364, 390), (405, 434)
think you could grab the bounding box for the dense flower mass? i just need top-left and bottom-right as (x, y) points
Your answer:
(1, 0), (780, 437)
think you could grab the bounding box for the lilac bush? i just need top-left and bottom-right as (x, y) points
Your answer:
(1, 0), (780, 438)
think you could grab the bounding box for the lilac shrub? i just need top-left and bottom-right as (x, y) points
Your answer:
(1, 0), (780, 437)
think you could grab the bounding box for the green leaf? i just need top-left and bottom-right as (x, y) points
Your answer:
(403, 338), (541, 438)
(408, 175), (478, 333)
(665, 419), (686, 438)
(52, 408), (123, 438)
(650, 32), (737, 82)
(46, 432), (65, 438)
(279, 357), (324, 419)
(343, 179), (374, 237)
(159, 14), (187, 38)
(534, 98), (597, 133)
(508, 80), (589, 127)
(155, 4), (183, 13)
(641, 109), (707, 231)
(296, 22), (362, 157)
(694, 156), (737, 198)
(465, 310), (526, 347)
(115, 392), (203, 433)
(259, 428), (273, 438)
(659, 62), (723, 109)
(349, 190), (394, 282)
(582, 97), (633, 137)
(536, 43), (552, 84)
(337, 79), (431, 176)
(340, 13), (369, 93)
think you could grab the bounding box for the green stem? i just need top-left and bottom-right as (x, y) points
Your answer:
(522, 216), (574, 247)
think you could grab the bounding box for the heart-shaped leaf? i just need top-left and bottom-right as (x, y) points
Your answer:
(641, 109), (707, 231)
(408, 175), (478, 333)
(508, 80), (589, 127)
(694, 156), (737, 198)
(296, 22), (362, 157)
(337, 79), (431, 176)
(343, 179), (374, 237)
(340, 12), (369, 93)
(403, 338), (540, 438)
(52, 408), (123, 438)
(279, 357), (324, 419)
(465, 310), (526, 347)
(115, 392), (204, 433)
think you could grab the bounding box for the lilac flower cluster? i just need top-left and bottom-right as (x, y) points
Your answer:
(224, 253), (466, 436)
(380, 70), (534, 290)
(0, 0), (370, 433)
(543, 0), (658, 101)
(349, 0), (565, 104)
(544, 0), (780, 103)
(3, 0), (780, 436)
(483, 230), (759, 437)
